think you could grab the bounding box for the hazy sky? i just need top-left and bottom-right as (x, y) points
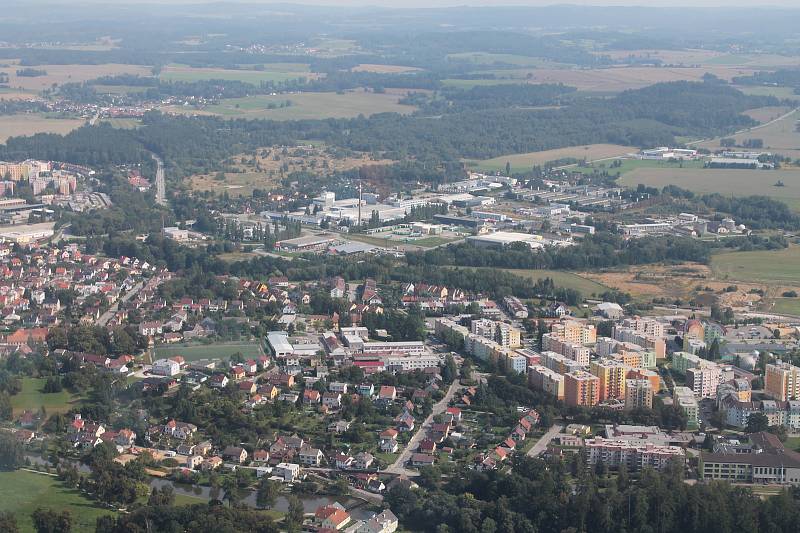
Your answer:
(56, 0), (800, 7)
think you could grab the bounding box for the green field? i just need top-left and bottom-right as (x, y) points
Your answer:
(159, 64), (311, 84)
(0, 470), (114, 533)
(11, 377), (81, 416)
(440, 78), (522, 89)
(575, 157), (705, 175)
(100, 118), (141, 129)
(768, 298), (800, 316)
(736, 85), (800, 101)
(154, 341), (265, 362)
(617, 167), (800, 212)
(165, 91), (414, 120)
(711, 247), (800, 285)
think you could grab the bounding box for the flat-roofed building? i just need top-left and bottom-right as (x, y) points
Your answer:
(564, 370), (600, 407)
(765, 361), (800, 402)
(528, 365), (564, 400)
(624, 379), (653, 410)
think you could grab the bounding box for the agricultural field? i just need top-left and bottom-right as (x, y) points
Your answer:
(450, 66), (758, 93)
(154, 341), (265, 362)
(466, 144), (637, 173)
(99, 118), (141, 129)
(600, 49), (800, 69)
(447, 52), (570, 68)
(742, 106), (794, 123)
(158, 63), (314, 84)
(617, 167), (800, 211)
(735, 85), (800, 102)
(351, 64), (422, 73)
(10, 377), (82, 416)
(698, 108), (800, 160)
(0, 114), (85, 143)
(711, 246), (800, 286)
(164, 90), (415, 121)
(0, 470), (114, 533)
(0, 63), (151, 93)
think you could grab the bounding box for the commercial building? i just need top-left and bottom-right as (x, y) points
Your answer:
(765, 361), (800, 402)
(700, 432), (800, 484)
(467, 231), (545, 250)
(275, 233), (338, 252)
(564, 370), (600, 407)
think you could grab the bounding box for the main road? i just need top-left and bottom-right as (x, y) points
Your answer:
(384, 378), (461, 477)
(97, 280), (145, 327)
(152, 153), (167, 206)
(526, 424), (564, 458)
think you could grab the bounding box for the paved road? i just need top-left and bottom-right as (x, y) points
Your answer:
(526, 424), (564, 458)
(152, 153), (167, 206)
(97, 280), (145, 327)
(384, 379), (461, 476)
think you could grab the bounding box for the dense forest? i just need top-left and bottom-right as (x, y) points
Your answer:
(0, 81), (776, 178)
(386, 456), (800, 533)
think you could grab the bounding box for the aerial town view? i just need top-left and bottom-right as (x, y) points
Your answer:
(3, 0), (800, 531)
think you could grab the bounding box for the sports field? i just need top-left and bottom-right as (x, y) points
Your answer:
(0, 114), (85, 143)
(466, 144), (637, 173)
(0, 470), (114, 533)
(710, 246), (800, 285)
(159, 64), (313, 84)
(164, 90), (415, 120)
(618, 167), (800, 211)
(154, 341), (265, 362)
(575, 157), (705, 176)
(11, 377), (82, 416)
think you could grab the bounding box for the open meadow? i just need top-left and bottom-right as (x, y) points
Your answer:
(164, 90), (415, 120)
(455, 266), (611, 297)
(466, 143), (637, 172)
(11, 377), (82, 416)
(711, 246), (800, 286)
(0, 470), (114, 533)
(617, 167), (800, 211)
(0, 114), (85, 143)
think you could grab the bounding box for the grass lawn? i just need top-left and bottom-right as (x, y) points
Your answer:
(784, 436), (800, 452)
(11, 377), (81, 416)
(164, 91), (415, 121)
(154, 341), (265, 362)
(0, 470), (114, 533)
(710, 246), (800, 285)
(618, 166), (800, 212)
